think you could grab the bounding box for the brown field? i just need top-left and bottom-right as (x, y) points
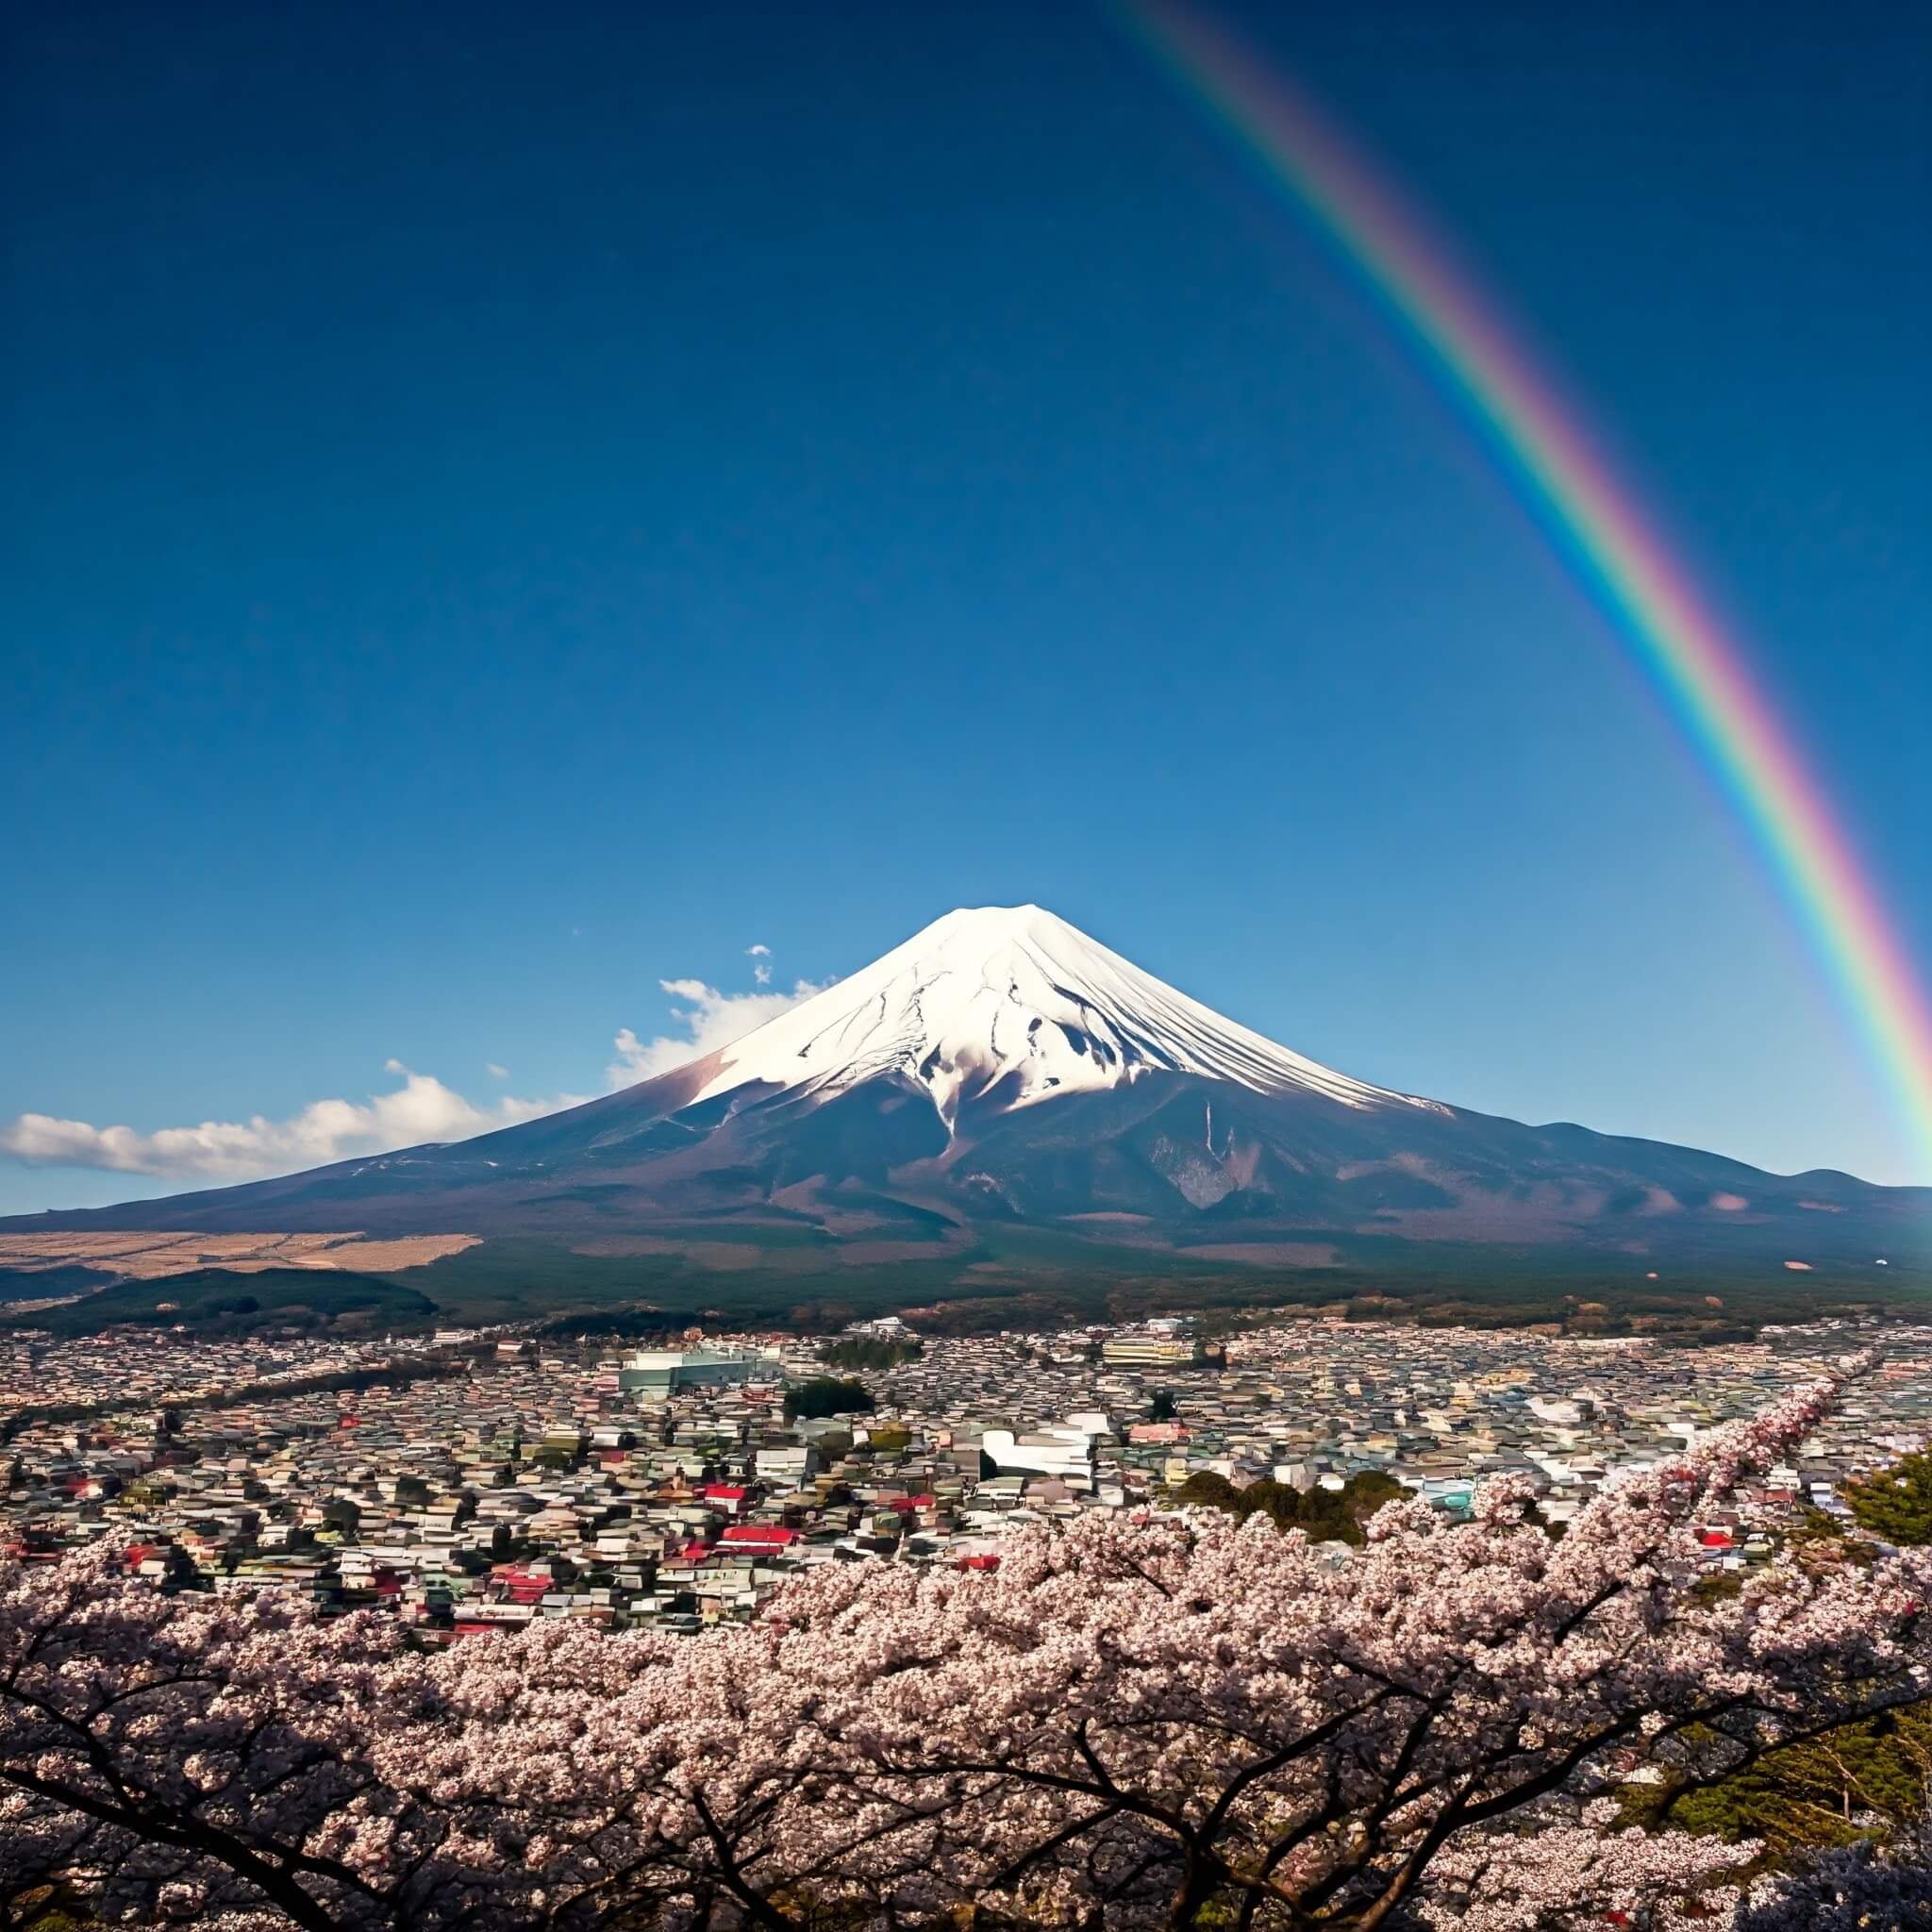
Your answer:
(0, 1231), (479, 1279)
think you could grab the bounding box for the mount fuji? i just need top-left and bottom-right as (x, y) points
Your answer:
(8, 906), (1926, 1313)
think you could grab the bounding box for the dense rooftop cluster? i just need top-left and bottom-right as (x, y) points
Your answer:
(2, 1310), (1924, 1636)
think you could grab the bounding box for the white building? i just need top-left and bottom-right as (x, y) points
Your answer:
(979, 1419), (1105, 1491)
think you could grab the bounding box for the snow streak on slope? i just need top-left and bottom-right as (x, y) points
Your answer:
(676, 905), (1440, 1132)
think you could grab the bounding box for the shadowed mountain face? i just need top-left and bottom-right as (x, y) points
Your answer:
(8, 908), (1926, 1295)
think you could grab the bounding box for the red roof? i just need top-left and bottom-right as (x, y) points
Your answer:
(956, 1554), (1002, 1572)
(490, 1564), (556, 1597)
(719, 1524), (798, 1548)
(703, 1484), (751, 1501)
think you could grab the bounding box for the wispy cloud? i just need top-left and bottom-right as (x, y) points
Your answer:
(608, 976), (824, 1085)
(4, 961), (827, 1185)
(746, 942), (773, 985)
(1, 1067), (572, 1181)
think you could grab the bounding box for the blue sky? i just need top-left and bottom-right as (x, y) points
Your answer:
(2, 0), (1926, 1213)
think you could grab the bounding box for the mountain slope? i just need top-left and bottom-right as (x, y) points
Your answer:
(8, 907), (1926, 1307)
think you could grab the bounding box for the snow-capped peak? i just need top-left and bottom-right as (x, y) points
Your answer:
(678, 904), (1434, 1131)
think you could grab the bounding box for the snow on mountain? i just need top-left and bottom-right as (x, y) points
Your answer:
(677, 904), (1440, 1132)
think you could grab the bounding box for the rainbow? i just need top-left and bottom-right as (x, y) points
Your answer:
(1114, 0), (1932, 1179)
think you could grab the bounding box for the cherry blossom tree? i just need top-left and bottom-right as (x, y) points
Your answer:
(0, 1550), (442, 1930)
(0, 1552), (929, 1931)
(0, 1357), (1925, 1931)
(740, 1364), (1928, 1928)
(1406, 1802), (1752, 1931)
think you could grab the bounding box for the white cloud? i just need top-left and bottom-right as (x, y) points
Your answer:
(745, 943), (774, 986)
(3, 956), (825, 1185)
(0, 1066), (575, 1182)
(745, 943), (771, 957)
(607, 976), (824, 1087)
(486, 1062), (509, 1080)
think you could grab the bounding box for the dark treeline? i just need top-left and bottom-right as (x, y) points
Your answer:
(782, 1376), (876, 1422)
(818, 1335), (923, 1371)
(1174, 1469), (1406, 1547)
